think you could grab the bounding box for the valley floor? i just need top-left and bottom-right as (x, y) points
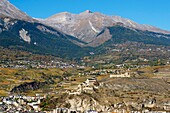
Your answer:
(0, 65), (170, 113)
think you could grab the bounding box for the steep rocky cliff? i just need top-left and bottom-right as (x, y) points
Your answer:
(10, 81), (46, 93)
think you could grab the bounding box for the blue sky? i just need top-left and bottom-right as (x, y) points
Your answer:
(9, 0), (170, 31)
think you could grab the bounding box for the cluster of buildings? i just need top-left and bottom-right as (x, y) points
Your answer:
(109, 70), (131, 78)
(48, 108), (99, 113)
(68, 77), (99, 95)
(47, 101), (169, 113)
(0, 59), (77, 69)
(79, 69), (127, 76)
(78, 69), (132, 78)
(0, 94), (45, 112)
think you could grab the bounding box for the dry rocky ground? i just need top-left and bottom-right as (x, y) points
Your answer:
(41, 77), (170, 112)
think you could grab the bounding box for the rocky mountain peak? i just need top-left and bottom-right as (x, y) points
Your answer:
(83, 10), (93, 14)
(79, 10), (93, 15)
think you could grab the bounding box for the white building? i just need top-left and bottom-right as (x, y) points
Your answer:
(110, 72), (131, 78)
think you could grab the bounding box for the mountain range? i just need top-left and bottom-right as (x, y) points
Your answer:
(39, 10), (170, 46)
(0, 0), (170, 59)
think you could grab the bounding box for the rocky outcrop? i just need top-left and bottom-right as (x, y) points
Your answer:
(10, 81), (46, 93)
(19, 28), (31, 43)
(87, 28), (112, 47)
(41, 78), (170, 112)
(67, 95), (114, 112)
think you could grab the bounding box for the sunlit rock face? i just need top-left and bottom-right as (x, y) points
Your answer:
(19, 28), (31, 43)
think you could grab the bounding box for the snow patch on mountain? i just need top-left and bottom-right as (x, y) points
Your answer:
(89, 21), (100, 33)
(127, 20), (136, 27)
